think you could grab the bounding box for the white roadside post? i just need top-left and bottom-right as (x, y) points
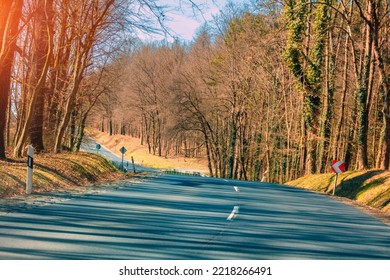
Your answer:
(333, 173), (338, 196)
(26, 145), (34, 195)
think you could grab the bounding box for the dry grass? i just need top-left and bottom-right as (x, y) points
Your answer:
(287, 170), (390, 215)
(0, 152), (125, 198)
(88, 129), (209, 173)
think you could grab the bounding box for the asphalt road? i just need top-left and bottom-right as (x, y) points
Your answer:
(0, 140), (389, 259)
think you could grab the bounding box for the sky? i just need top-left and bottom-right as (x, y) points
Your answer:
(139, 0), (249, 42)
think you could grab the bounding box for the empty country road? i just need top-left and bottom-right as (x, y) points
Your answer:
(0, 141), (389, 259)
(0, 175), (389, 259)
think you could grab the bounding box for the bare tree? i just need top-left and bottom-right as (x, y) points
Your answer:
(0, 0), (24, 158)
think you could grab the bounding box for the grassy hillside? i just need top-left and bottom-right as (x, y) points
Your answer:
(287, 170), (390, 214)
(89, 129), (209, 173)
(0, 152), (124, 198)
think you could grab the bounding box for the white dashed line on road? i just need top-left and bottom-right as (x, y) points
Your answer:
(227, 206), (239, 221)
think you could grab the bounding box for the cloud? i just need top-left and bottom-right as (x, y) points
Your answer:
(166, 13), (200, 41)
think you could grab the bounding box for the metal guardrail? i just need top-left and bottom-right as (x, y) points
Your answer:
(163, 170), (202, 177)
(111, 160), (202, 177)
(111, 160), (130, 172)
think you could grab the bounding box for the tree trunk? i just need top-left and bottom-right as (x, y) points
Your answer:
(368, 1), (390, 169)
(75, 113), (87, 152)
(357, 19), (373, 170)
(345, 94), (358, 171)
(228, 114), (237, 179)
(5, 86), (12, 147)
(0, 0), (24, 158)
(333, 34), (350, 160)
(69, 110), (77, 150)
(253, 133), (262, 181)
(109, 117), (113, 136)
(28, 0), (54, 153)
(54, 64), (83, 153)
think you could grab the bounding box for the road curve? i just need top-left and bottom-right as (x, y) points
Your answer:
(81, 137), (154, 173)
(0, 141), (389, 259)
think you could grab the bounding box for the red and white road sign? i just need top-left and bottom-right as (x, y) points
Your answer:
(331, 159), (345, 173)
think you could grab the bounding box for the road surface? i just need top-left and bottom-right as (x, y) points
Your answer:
(0, 140), (389, 259)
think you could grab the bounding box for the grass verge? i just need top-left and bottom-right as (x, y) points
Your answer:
(0, 152), (125, 198)
(286, 170), (390, 220)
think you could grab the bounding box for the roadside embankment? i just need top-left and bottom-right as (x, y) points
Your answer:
(286, 170), (390, 217)
(0, 152), (125, 198)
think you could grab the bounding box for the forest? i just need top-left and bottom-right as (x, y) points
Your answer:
(1, 0), (389, 183)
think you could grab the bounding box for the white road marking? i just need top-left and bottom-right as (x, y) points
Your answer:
(227, 206), (240, 220)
